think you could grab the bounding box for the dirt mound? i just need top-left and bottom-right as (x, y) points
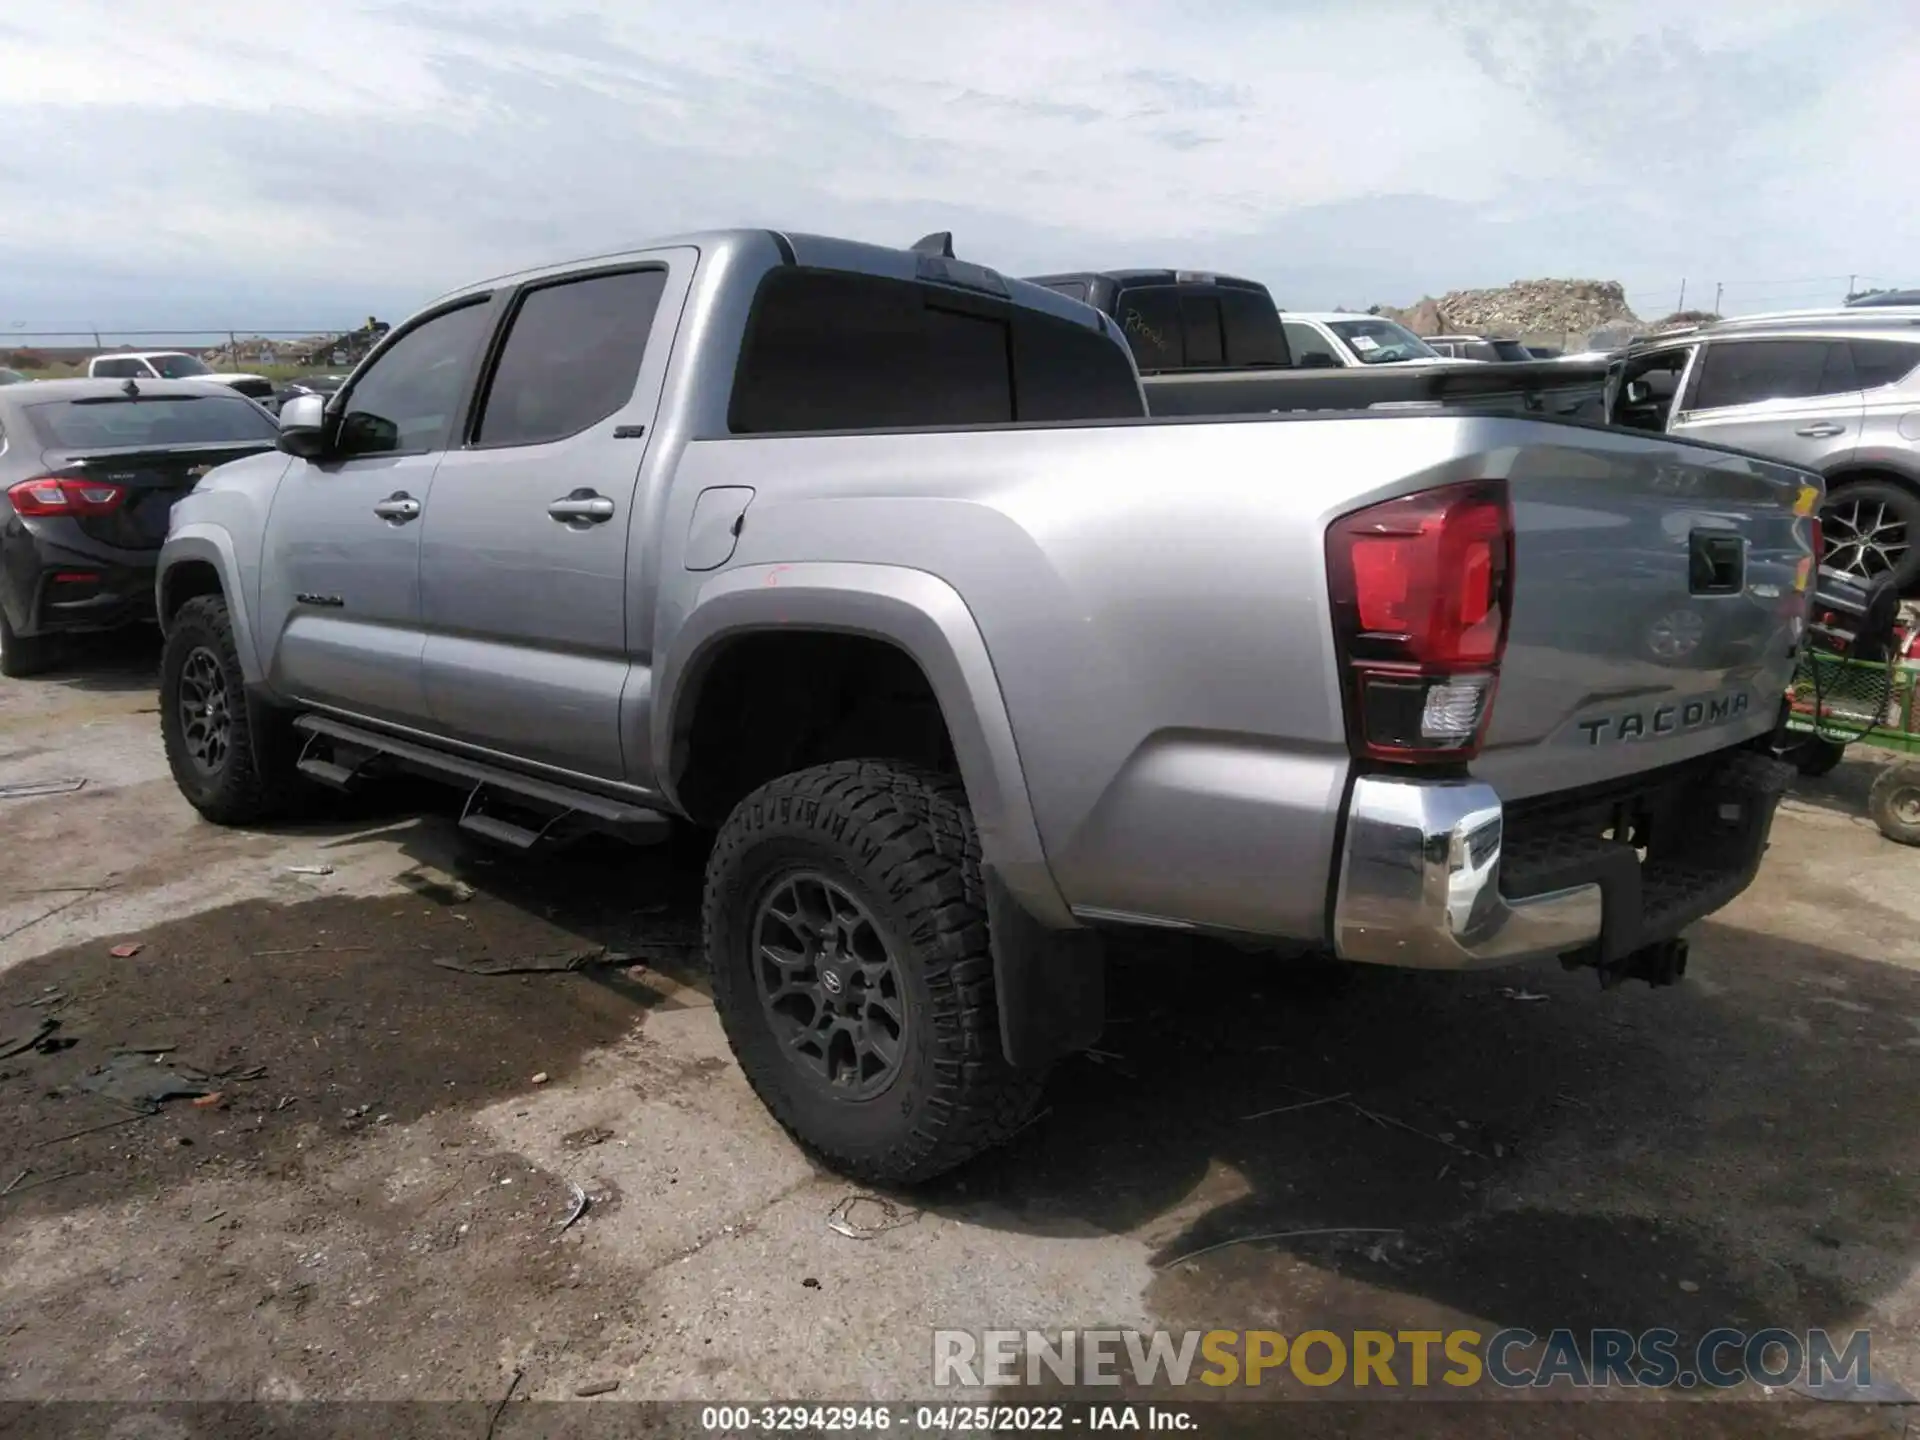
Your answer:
(1374, 279), (1640, 339)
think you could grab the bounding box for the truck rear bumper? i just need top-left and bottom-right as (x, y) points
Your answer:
(1331, 749), (1793, 971)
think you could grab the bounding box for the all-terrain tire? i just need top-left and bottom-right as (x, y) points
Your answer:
(0, 604), (60, 679)
(704, 760), (1047, 1185)
(159, 594), (299, 826)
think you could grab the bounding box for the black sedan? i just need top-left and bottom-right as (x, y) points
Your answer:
(0, 378), (280, 677)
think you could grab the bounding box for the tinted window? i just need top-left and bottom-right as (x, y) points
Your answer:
(1851, 339), (1920, 390)
(1220, 289), (1287, 366)
(729, 269), (1013, 432)
(1326, 317), (1438, 364)
(1113, 288), (1183, 372)
(475, 269), (667, 447)
(1690, 339), (1856, 411)
(1009, 311), (1144, 422)
(28, 395), (279, 449)
(1180, 294), (1224, 367)
(92, 358), (139, 378)
(1283, 321), (1342, 367)
(337, 300), (492, 456)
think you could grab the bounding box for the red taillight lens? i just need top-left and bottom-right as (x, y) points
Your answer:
(1327, 481), (1514, 763)
(6, 476), (127, 517)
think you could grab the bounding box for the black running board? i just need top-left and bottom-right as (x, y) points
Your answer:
(292, 715), (671, 847)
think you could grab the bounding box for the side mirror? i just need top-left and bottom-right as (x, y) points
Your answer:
(1625, 379), (1651, 406)
(276, 393), (330, 459)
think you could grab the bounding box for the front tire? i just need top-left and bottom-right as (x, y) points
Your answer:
(159, 594), (298, 825)
(1869, 761), (1920, 846)
(0, 605), (60, 679)
(704, 760), (1046, 1185)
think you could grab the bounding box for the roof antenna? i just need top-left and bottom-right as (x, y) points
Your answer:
(121, 378), (139, 397)
(910, 231), (955, 259)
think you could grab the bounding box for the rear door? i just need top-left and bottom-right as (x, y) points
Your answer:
(1669, 337), (1864, 471)
(417, 254), (690, 782)
(259, 296), (497, 727)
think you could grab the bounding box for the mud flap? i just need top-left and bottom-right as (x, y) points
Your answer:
(984, 867), (1105, 1070)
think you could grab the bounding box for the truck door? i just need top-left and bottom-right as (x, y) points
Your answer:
(416, 252), (692, 783)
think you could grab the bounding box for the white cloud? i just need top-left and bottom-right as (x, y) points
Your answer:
(0, 0), (1914, 331)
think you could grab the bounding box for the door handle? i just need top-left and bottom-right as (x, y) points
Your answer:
(372, 492), (421, 523)
(1796, 422), (1847, 438)
(548, 490), (616, 525)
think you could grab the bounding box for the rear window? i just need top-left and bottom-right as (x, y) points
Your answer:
(728, 268), (1141, 433)
(29, 395), (279, 450)
(148, 354), (213, 379)
(1113, 287), (1183, 372)
(1851, 339), (1920, 390)
(1220, 289), (1287, 366)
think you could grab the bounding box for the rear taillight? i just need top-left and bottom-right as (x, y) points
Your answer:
(6, 476), (127, 517)
(1326, 480), (1514, 764)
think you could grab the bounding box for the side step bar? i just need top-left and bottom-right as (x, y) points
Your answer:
(292, 715), (671, 847)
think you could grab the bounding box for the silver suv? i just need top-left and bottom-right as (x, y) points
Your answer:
(1610, 308), (1920, 588)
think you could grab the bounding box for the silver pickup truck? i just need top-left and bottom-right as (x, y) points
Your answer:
(153, 228), (1815, 1183)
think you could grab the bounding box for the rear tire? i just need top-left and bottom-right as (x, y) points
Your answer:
(0, 605), (60, 679)
(1822, 479), (1920, 592)
(159, 594), (299, 825)
(1868, 760), (1920, 846)
(703, 760), (1046, 1185)
(1788, 736), (1847, 778)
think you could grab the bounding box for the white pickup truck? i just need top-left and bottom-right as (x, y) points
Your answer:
(87, 351), (276, 406)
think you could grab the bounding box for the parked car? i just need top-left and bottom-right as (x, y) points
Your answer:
(87, 351), (277, 406)
(1026, 267), (1612, 419)
(155, 228), (1810, 1184)
(1276, 312), (1451, 367)
(1606, 307), (1920, 588)
(0, 368), (28, 386)
(267, 373), (348, 416)
(1425, 334), (1535, 362)
(0, 379), (281, 676)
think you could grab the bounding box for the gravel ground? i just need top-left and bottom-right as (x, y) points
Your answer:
(0, 634), (1916, 1438)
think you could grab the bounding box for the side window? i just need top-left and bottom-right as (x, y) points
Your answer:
(1112, 287), (1183, 372)
(1221, 290), (1288, 366)
(1283, 321), (1341, 368)
(94, 358), (134, 378)
(1180, 294), (1225, 367)
(728, 268), (1013, 433)
(1850, 339), (1920, 391)
(1688, 339), (1856, 412)
(336, 300), (493, 457)
(474, 269), (667, 447)
(1010, 311), (1145, 422)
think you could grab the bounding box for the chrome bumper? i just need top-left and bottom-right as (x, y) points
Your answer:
(1332, 775), (1602, 970)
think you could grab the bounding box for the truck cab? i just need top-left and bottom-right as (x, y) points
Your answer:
(1024, 269), (1290, 374)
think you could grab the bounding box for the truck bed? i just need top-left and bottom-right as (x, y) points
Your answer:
(1141, 358), (1612, 421)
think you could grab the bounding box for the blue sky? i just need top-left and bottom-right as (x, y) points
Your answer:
(0, 0), (1914, 339)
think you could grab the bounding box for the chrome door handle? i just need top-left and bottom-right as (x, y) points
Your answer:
(372, 492), (421, 522)
(548, 490), (615, 525)
(1796, 422), (1846, 438)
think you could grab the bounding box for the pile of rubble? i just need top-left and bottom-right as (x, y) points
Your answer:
(1372, 279), (1641, 342)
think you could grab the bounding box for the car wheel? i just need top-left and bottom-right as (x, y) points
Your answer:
(0, 604), (60, 679)
(159, 594), (299, 825)
(1821, 480), (1920, 591)
(1869, 760), (1920, 846)
(1785, 735), (1847, 778)
(704, 759), (1046, 1185)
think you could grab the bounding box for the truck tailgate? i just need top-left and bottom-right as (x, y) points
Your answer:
(1472, 429), (1819, 801)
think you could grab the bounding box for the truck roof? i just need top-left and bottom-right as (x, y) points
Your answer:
(1025, 268), (1272, 294)
(433, 228), (1113, 335)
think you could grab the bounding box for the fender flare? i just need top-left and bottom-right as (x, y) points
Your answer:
(654, 560), (1074, 932)
(156, 527), (265, 686)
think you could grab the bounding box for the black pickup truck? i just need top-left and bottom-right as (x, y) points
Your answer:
(1025, 266), (1608, 420)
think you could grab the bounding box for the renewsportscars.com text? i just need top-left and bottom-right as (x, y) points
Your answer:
(932, 1327), (1875, 1391)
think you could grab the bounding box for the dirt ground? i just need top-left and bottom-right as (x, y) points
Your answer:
(1, 634), (1918, 1436)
